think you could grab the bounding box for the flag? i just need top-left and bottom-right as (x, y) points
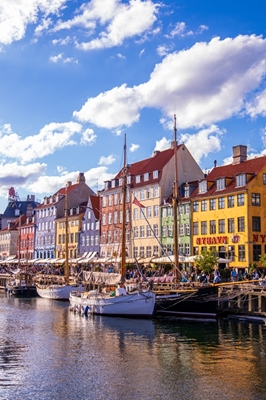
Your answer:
(133, 197), (145, 208)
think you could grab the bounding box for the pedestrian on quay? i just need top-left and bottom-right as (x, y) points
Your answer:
(213, 265), (221, 283)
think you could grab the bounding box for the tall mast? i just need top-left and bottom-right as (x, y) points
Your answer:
(121, 133), (127, 281)
(18, 213), (21, 270)
(172, 114), (180, 281)
(65, 185), (69, 283)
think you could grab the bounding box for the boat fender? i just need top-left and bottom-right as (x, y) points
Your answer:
(84, 306), (89, 316)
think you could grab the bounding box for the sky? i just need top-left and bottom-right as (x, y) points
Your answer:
(0, 0), (266, 212)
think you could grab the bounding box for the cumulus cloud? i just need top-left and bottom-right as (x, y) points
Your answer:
(98, 155), (116, 165)
(0, 0), (67, 45)
(130, 143), (140, 152)
(180, 125), (225, 164)
(0, 122), (82, 163)
(74, 35), (266, 130)
(156, 44), (173, 56)
(49, 53), (78, 63)
(154, 137), (171, 152)
(53, 0), (159, 51)
(245, 88), (266, 118)
(80, 128), (97, 145)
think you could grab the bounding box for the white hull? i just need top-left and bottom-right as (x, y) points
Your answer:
(36, 283), (84, 300)
(69, 290), (155, 317)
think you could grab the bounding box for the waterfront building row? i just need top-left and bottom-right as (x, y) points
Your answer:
(1, 143), (266, 271)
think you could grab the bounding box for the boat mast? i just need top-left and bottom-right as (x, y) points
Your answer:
(172, 114), (181, 281)
(121, 133), (127, 281)
(18, 213), (21, 270)
(65, 185), (69, 283)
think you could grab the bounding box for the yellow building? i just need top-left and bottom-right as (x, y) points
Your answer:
(191, 145), (266, 270)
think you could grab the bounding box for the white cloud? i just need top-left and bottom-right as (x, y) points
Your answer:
(74, 35), (266, 130)
(245, 88), (266, 118)
(0, 122), (82, 163)
(98, 155), (116, 166)
(139, 48), (145, 57)
(80, 128), (97, 145)
(130, 143), (140, 152)
(167, 22), (208, 38)
(117, 53), (126, 59)
(156, 44), (172, 57)
(0, 161), (47, 198)
(180, 125), (225, 164)
(0, 0), (67, 45)
(154, 137), (171, 152)
(62, 0), (159, 51)
(49, 53), (78, 63)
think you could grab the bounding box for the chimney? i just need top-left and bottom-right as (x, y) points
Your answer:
(153, 150), (160, 156)
(232, 145), (247, 164)
(66, 181), (72, 187)
(77, 172), (85, 183)
(171, 140), (177, 149)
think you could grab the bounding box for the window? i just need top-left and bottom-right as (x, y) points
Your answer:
(228, 196), (234, 208)
(102, 214), (106, 225)
(238, 245), (245, 261)
(133, 208), (138, 220)
(252, 193), (260, 206)
(252, 216), (261, 232)
(184, 243), (190, 255)
(253, 245), (261, 262)
(108, 213), (112, 224)
(201, 221), (207, 235)
(237, 194), (244, 206)
(238, 217), (245, 232)
(133, 227), (138, 238)
(184, 186), (189, 198)
(185, 204), (190, 214)
(168, 225), (173, 237)
(144, 173), (149, 181)
(153, 246), (159, 256)
(146, 188), (152, 198)
(218, 197), (225, 209)
(193, 222), (199, 235)
(102, 196), (106, 207)
(179, 224), (184, 236)
(201, 200), (207, 211)
(162, 208), (167, 218)
(193, 201), (199, 212)
(146, 225), (152, 237)
(146, 206), (152, 218)
(140, 226), (145, 238)
(114, 212), (118, 224)
(210, 220), (216, 234)
(140, 189), (145, 200)
(153, 170), (158, 179)
(108, 195), (112, 206)
(185, 223), (190, 235)
(199, 180), (207, 194)
(133, 247), (138, 258)
(140, 247), (145, 258)
(114, 193), (118, 205)
(210, 198), (216, 210)
(178, 205), (184, 214)
(146, 246), (152, 258)
(153, 205), (159, 217)
(216, 178), (225, 190)
(167, 207), (173, 216)
(153, 224), (159, 237)
(154, 186), (159, 197)
(136, 175), (141, 183)
(236, 174), (246, 187)
(162, 226), (167, 237)
(218, 219), (225, 233)
(228, 218), (235, 233)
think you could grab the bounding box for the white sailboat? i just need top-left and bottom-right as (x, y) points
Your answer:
(70, 135), (155, 316)
(35, 185), (84, 300)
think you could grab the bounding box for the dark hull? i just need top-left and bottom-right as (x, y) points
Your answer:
(6, 285), (38, 298)
(154, 285), (219, 319)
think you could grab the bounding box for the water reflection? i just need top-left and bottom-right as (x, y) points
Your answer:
(1, 294), (266, 400)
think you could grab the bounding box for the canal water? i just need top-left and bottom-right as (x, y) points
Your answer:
(1, 293), (266, 400)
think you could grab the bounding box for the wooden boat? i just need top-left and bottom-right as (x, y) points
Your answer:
(6, 269), (38, 297)
(70, 134), (155, 316)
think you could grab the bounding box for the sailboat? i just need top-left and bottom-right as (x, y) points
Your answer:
(154, 115), (219, 320)
(69, 135), (155, 316)
(35, 185), (84, 300)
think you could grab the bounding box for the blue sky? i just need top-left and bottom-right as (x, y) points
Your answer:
(0, 0), (266, 211)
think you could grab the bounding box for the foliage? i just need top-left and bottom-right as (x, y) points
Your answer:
(249, 262), (258, 272)
(259, 253), (266, 267)
(194, 250), (218, 274)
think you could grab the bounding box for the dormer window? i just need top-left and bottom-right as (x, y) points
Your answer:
(136, 175), (141, 183)
(216, 178), (225, 191)
(199, 180), (207, 194)
(153, 170), (158, 179)
(127, 175), (132, 184)
(144, 173), (149, 181)
(184, 186), (189, 198)
(111, 180), (116, 188)
(236, 174), (246, 187)
(119, 178), (123, 186)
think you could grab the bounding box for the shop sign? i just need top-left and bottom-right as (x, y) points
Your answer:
(196, 236), (227, 245)
(253, 234), (266, 243)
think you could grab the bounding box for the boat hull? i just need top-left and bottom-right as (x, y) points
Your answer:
(154, 286), (219, 319)
(6, 284), (38, 298)
(36, 283), (84, 300)
(70, 290), (156, 317)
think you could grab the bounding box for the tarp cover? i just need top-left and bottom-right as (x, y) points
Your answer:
(83, 271), (121, 285)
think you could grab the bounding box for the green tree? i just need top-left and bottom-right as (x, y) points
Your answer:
(259, 253), (266, 267)
(194, 250), (218, 274)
